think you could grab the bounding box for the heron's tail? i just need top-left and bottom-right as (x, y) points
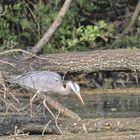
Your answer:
(8, 75), (20, 84)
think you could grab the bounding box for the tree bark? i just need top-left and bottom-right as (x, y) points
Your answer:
(1, 49), (140, 75)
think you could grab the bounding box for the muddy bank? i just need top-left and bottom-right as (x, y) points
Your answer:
(1, 118), (140, 140)
(0, 88), (140, 139)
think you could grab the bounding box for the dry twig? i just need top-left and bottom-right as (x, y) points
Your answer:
(8, 125), (29, 138)
(42, 120), (52, 136)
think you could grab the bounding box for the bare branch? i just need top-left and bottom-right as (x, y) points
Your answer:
(30, 0), (73, 54)
(123, 1), (140, 35)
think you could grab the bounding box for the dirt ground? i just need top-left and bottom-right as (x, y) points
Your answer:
(1, 133), (140, 140)
(1, 117), (140, 140)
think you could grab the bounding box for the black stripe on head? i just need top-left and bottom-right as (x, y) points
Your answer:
(69, 81), (80, 92)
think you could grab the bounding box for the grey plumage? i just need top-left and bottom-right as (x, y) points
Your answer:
(11, 71), (84, 104)
(12, 71), (62, 93)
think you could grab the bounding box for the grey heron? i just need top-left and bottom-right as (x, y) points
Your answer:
(11, 71), (84, 105)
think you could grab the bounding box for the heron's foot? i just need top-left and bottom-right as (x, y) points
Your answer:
(53, 117), (61, 124)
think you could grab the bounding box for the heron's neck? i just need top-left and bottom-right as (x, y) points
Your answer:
(60, 83), (71, 95)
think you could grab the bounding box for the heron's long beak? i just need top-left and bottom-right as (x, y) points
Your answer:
(76, 92), (84, 105)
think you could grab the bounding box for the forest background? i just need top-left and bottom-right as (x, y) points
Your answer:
(1, 0), (139, 53)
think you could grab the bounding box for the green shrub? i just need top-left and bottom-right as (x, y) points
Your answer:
(0, 1), (114, 53)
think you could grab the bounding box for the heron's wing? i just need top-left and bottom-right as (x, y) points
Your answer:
(12, 71), (63, 92)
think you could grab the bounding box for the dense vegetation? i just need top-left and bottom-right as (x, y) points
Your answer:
(0, 0), (139, 53)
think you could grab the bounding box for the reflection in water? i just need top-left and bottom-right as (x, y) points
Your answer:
(67, 92), (140, 119)
(82, 93), (140, 118)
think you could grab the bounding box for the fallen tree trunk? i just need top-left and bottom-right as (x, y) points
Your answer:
(1, 49), (140, 75)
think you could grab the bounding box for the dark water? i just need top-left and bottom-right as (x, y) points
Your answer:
(59, 91), (140, 119)
(91, 93), (139, 118)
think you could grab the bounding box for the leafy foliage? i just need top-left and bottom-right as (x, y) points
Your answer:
(114, 35), (140, 49)
(0, 0), (139, 53)
(60, 20), (114, 51)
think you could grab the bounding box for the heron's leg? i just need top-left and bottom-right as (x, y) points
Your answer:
(30, 90), (40, 114)
(43, 98), (56, 119)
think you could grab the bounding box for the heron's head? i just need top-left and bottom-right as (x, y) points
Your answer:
(67, 81), (84, 105)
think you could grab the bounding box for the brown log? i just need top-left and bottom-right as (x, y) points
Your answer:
(1, 49), (140, 75)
